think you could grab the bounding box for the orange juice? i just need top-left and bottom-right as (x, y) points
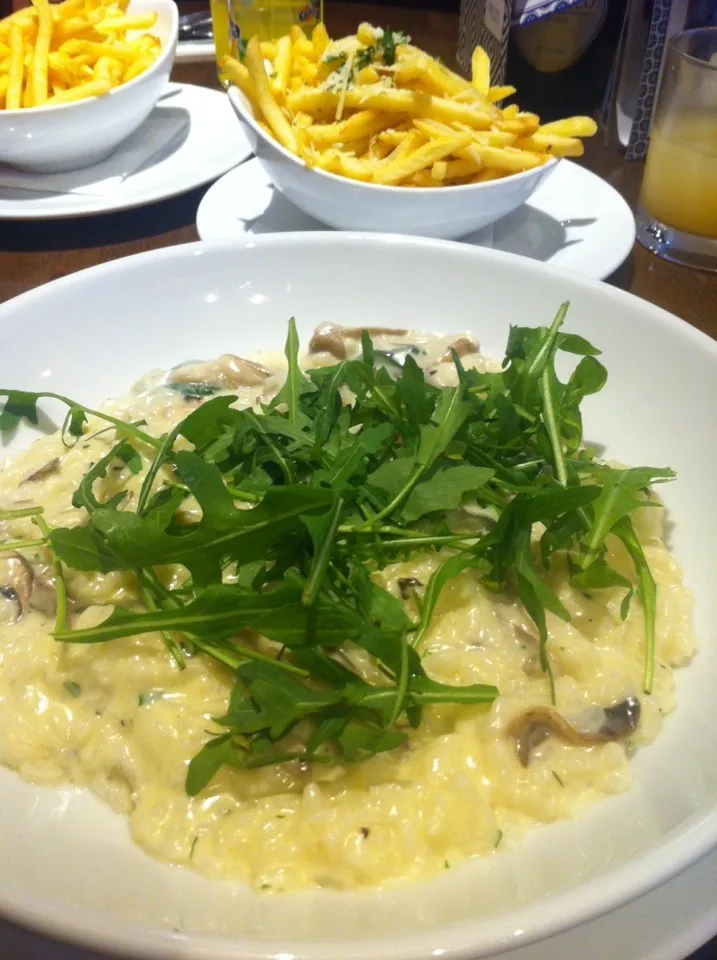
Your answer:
(211, 1), (323, 83)
(640, 113), (717, 239)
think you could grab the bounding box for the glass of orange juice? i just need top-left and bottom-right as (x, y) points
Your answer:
(211, 1), (323, 87)
(637, 27), (717, 272)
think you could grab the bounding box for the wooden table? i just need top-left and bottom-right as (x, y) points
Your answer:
(1, 4), (716, 959)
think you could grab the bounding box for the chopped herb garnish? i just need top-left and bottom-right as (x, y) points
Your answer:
(0, 307), (672, 796)
(552, 770), (564, 787)
(138, 690), (165, 707)
(63, 681), (82, 698)
(494, 830), (503, 849)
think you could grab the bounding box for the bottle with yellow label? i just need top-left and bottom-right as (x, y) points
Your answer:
(507, 0), (627, 121)
(212, 1), (324, 85)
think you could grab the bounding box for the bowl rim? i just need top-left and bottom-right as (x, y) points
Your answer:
(227, 85), (559, 196)
(0, 0), (177, 119)
(0, 231), (716, 960)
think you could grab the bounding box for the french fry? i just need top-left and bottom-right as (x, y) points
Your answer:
(382, 128), (423, 164)
(312, 21), (329, 59)
(488, 84), (516, 103)
(45, 76), (110, 104)
(378, 128), (409, 148)
(398, 45), (478, 100)
(0, 10), (36, 43)
(123, 52), (152, 83)
(270, 33), (292, 99)
(30, 0), (52, 105)
(356, 65), (379, 84)
(52, 17), (100, 44)
(538, 116), (598, 137)
(306, 109), (390, 145)
(290, 24), (314, 59)
(373, 133), (472, 185)
(514, 133), (585, 157)
(94, 53), (122, 84)
(220, 54), (255, 101)
(432, 156), (481, 180)
(471, 46), (490, 95)
(0, 72), (8, 107)
(6, 23), (24, 110)
(94, 14), (157, 33)
(357, 22), (379, 45)
(286, 86), (494, 130)
(368, 136), (392, 161)
(500, 112), (540, 136)
(244, 35), (297, 153)
(475, 144), (546, 172)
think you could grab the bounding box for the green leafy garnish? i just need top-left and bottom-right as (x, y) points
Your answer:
(0, 303), (673, 795)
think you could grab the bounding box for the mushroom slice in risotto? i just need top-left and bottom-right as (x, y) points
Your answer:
(308, 324), (410, 359)
(170, 354), (271, 390)
(508, 698), (641, 767)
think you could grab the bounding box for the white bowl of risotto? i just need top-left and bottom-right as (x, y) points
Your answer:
(0, 234), (716, 960)
(227, 86), (558, 240)
(0, 0), (177, 173)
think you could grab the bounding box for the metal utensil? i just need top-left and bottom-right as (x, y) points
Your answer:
(178, 11), (213, 42)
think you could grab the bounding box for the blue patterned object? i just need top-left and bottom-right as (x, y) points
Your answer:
(512, 0), (587, 27)
(626, 0), (672, 160)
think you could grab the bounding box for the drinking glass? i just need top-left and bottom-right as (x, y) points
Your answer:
(636, 27), (717, 272)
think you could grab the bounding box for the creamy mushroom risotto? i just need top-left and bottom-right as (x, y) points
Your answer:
(0, 312), (695, 892)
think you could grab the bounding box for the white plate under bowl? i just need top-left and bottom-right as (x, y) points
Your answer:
(0, 235), (716, 960)
(176, 39), (216, 63)
(0, 84), (251, 220)
(196, 158), (635, 280)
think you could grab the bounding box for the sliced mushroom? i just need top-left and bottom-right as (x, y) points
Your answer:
(308, 327), (347, 359)
(0, 555), (63, 622)
(20, 458), (61, 485)
(308, 324), (410, 358)
(0, 552), (34, 623)
(171, 354), (271, 389)
(508, 698), (641, 767)
(442, 336), (478, 362)
(397, 577), (422, 600)
(30, 569), (59, 618)
(599, 696), (641, 737)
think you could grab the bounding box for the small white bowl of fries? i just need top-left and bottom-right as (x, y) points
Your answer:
(223, 23), (597, 240)
(0, 0), (177, 174)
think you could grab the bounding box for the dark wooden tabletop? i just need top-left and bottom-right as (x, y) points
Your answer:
(0, 3), (716, 959)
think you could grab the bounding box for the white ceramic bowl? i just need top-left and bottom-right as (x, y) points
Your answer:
(0, 235), (716, 960)
(0, 0), (178, 173)
(227, 87), (558, 239)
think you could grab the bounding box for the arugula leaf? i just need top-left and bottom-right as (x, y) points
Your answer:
(416, 387), (469, 470)
(0, 390), (40, 431)
(54, 484), (334, 585)
(613, 516), (658, 693)
(186, 733), (239, 796)
(580, 466), (675, 568)
(403, 464), (494, 522)
(270, 317), (316, 422)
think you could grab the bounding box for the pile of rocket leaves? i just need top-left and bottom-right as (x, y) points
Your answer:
(0, 304), (675, 796)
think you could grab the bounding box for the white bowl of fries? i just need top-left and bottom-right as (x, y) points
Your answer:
(224, 24), (595, 239)
(0, 0), (177, 174)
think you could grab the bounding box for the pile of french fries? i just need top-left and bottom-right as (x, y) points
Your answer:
(0, 0), (161, 111)
(223, 23), (597, 187)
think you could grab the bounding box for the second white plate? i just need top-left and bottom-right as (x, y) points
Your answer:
(196, 158), (636, 280)
(0, 83), (252, 221)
